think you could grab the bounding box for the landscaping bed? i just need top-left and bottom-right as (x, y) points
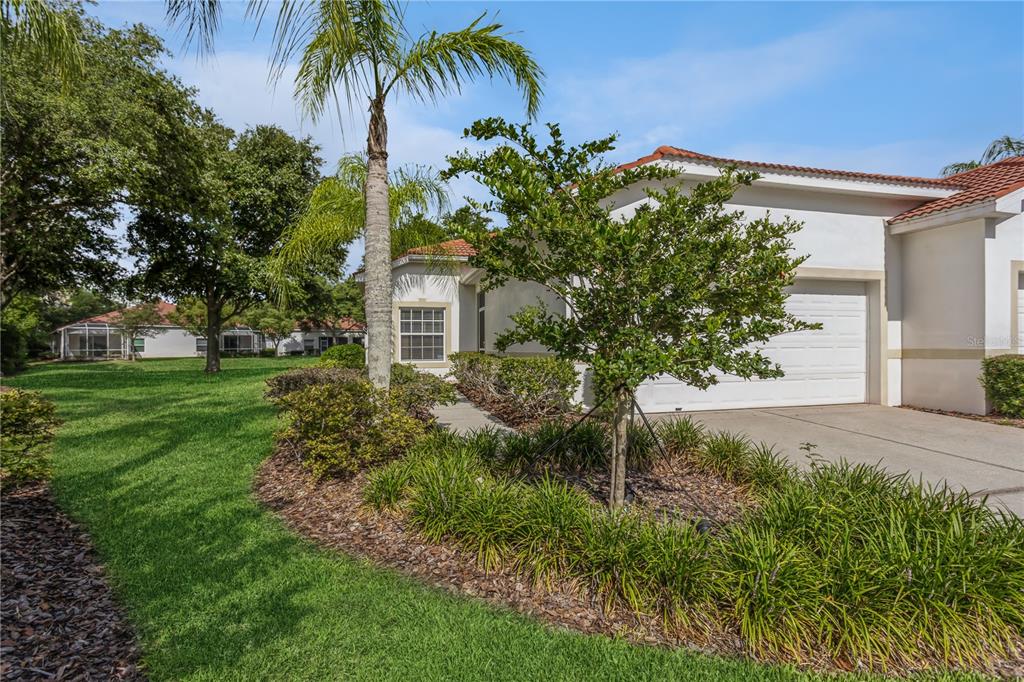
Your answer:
(902, 405), (1024, 429)
(1, 482), (143, 680)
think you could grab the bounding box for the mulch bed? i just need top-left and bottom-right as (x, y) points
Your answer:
(903, 405), (1024, 429)
(454, 383), (554, 430)
(1, 482), (144, 681)
(254, 448), (735, 654)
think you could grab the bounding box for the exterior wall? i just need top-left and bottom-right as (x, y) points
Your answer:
(984, 214), (1024, 354)
(391, 262), (466, 368)
(899, 219), (987, 413)
(481, 280), (566, 355)
(139, 327), (201, 358)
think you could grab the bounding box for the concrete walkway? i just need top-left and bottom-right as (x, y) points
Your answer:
(432, 394), (512, 434)
(653, 404), (1024, 516)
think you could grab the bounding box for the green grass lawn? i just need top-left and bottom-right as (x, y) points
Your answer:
(4, 359), (971, 681)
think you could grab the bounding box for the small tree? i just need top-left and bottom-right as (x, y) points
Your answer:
(445, 119), (815, 509)
(245, 304), (296, 355)
(114, 302), (164, 361)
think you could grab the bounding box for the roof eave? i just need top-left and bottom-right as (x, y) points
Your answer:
(887, 197), (1019, 235)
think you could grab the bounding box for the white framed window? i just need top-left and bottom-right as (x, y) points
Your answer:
(399, 307), (445, 361)
(132, 338), (145, 353)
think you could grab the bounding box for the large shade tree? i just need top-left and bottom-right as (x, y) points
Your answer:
(445, 119), (815, 509)
(1, 10), (205, 305)
(170, 0), (543, 390)
(130, 124), (325, 373)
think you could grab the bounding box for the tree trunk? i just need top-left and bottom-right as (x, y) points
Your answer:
(608, 385), (630, 510)
(364, 96), (392, 390)
(205, 299), (222, 374)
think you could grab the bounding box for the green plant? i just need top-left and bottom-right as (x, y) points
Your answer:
(276, 380), (425, 478)
(980, 354), (1024, 418)
(656, 417), (705, 456)
(448, 351), (501, 398)
(265, 366), (363, 402)
(319, 343), (366, 369)
(496, 356), (578, 418)
(0, 388), (61, 484)
(259, 348), (278, 358)
(746, 443), (798, 494)
(625, 421), (659, 470)
(390, 367), (457, 423)
(695, 431), (754, 483)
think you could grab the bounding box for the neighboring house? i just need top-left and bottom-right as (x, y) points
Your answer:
(52, 301), (365, 360)
(365, 150), (1024, 415)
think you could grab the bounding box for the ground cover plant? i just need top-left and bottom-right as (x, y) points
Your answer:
(362, 422), (1024, 676)
(7, 358), (881, 681)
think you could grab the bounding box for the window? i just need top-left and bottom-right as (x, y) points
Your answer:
(477, 290), (486, 351)
(222, 334), (253, 352)
(132, 338), (145, 353)
(399, 307), (445, 361)
(303, 338), (315, 354)
(196, 338), (207, 353)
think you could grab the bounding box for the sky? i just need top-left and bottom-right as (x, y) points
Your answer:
(89, 1), (1024, 274)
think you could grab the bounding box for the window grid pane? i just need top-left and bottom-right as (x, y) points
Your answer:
(399, 307), (445, 362)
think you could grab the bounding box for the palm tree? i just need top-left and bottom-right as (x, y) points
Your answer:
(1, 0), (84, 84)
(170, 1), (543, 390)
(274, 153), (449, 280)
(941, 135), (1024, 177)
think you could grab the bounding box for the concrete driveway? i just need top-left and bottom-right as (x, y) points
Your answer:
(656, 404), (1024, 516)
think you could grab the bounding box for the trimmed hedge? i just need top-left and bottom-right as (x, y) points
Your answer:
(319, 343), (366, 369)
(449, 352), (578, 422)
(0, 388), (61, 484)
(981, 354), (1024, 418)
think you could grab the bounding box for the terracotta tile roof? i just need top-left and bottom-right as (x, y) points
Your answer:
(888, 156), (1024, 224)
(72, 301), (178, 326)
(298, 317), (365, 332)
(401, 238), (477, 258)
(620, 146), (964, 189)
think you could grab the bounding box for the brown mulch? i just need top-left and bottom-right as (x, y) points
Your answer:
(1, 482), (144, 681)
(903, 405), (1024, 429)
(455, 383), (555, 430)
(254, 448), (736, 654)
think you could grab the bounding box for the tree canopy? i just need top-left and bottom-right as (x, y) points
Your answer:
(941, 135), (1024, 176)
(444, 118), (814, 508)
(0, 10), (206, 303)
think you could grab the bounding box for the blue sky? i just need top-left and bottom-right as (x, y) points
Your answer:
(90, 1), (1023, 272)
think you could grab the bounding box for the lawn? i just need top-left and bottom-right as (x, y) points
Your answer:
(4, 359), (972, 681)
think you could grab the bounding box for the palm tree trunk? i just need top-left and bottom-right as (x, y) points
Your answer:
(205, 298), (222, 374)
(364, 96), (392, 390)
(609, 386), (630, 510)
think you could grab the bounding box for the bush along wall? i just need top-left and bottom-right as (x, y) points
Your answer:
(981, 354), (1024, 418)
(448, 352), (578, 426)
(361, 424), (1024, 675)
(319, 343), (366, 369)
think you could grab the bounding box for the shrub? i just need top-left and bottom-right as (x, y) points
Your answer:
(319, 343), (366, 369)
(448, 352), (500, 397)
(0, 388), (61, 484)
(496, 356), (578, 417)
(980, 354), (1024, 418)
(276, 380), (425, 478)
(265, 366), (363, 402)
(390, 365), (458, 423)
(0, 324), (28, 375)
(694, 431), (754, 484)
(746, 443), (798, 493)
(259, 348), (278, 358)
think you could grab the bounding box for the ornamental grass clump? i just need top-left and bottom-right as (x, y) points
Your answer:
(656, 416), (705, 456)
(694, 431), (755, 484)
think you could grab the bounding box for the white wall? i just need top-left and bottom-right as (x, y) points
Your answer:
(900, 219), (987, 413)
(483, 280), (566, 355)
(984, 214), (1024, 353)
(139, 327), (199, 358)
(391, 262), (467, 366)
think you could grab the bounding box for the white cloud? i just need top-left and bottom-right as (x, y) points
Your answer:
(554, 10), (901, 159)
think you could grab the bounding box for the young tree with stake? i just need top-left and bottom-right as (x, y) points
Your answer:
(445, 119), (816, 510)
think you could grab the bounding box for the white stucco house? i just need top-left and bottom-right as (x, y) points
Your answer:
(52, 301), (365, 360)
(368, 149), (1024, 416)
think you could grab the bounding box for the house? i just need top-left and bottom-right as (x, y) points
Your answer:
(52, 301), (365, 360)
(369, 150), (1024, 415)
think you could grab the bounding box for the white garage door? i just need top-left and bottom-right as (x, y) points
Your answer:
(636, 280), (868, 413)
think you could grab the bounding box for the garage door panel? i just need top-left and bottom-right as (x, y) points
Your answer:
(637, 282), (868, 412)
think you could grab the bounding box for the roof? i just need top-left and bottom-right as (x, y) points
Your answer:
(620, 145), (964, 190)
(71, 301), (179, 327)
(401, 239), (477, 259)
(888, 156), (1024, 224)
(298, 317), (365, 332)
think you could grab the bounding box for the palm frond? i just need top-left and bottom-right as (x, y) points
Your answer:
(389, 165), (450, 224)
(940, 161), (981, 178)
(1, 0), (84, 83)
(980, 135), (1024, 165)
(164, 0), (224, 55)
(390, 12), (544, 119)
